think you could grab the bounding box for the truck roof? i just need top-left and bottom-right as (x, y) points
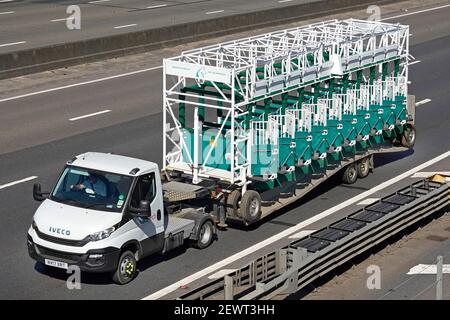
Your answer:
(69, 152), (158, 176)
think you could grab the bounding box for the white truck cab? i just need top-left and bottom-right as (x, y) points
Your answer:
(27, 152), (216, 284)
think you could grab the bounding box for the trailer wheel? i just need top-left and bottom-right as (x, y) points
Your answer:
(239, 190), (262, 224)
(342, 164), (358, 184)
(401, 125), (416, 148)
(112, 250), (137, 285)
(192, 220), (214, 249)
(357, 157), (370, 178)
(226, 190), (241, 216)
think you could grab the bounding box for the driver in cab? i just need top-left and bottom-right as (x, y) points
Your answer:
(71, 173), (107, 197)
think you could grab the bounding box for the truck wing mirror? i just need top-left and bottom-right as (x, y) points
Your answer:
(33, 183), (49, 202)
(129, 200), (151, 218)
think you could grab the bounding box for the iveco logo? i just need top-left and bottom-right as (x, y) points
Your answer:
(49, 226), (71, 236)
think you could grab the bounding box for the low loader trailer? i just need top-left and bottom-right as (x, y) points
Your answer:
(27, 19), (416, 284)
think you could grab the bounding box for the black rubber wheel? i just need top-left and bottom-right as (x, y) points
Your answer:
(357, 157), (370, 178)
(112, 250), (137, 285)
(401, 125), (416, 148)
(192, 220), (214, 249)
(342, 164), (358, 184)
(226, 190), (241, 216)
(239, 190), (262, 224)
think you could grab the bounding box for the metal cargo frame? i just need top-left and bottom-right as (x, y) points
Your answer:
(162, 19), (410, 186)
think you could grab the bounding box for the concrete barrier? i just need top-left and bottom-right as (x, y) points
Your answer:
(0, 0), (400, 79)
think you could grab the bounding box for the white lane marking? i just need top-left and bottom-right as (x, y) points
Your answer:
(0, 41), (25, 48)
(51, 17), (75, 22)
(0, 4), (445, 104)
(407, 264), (450, 275)
(208, 269), (237, 279)
(382, 4), (450, 21)
(408, 60), (421, 66)
(0, 65), (162, 104)
(69, 109), (111, 121)
(143, 150), (450, 300)
(416, 98), (431, 107)
(0, 176), (37, 190)
(206, 10), (224, 15)
(114, 24), (137, 29)
(288, 230), (315, 239)
(411, 171), (450, 178)
(278, 0), (293, 3)
(147, 4), (167, 9)
(88, 0), (110, 3)
(0, 0), (14, 3)
(0, 11), (15, 15)
(357, 198), (380, 206)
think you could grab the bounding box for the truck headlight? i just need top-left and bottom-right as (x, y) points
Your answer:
(89, 227), (116, 241)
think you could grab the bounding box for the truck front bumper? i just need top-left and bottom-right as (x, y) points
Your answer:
(27, 234), (120, 273)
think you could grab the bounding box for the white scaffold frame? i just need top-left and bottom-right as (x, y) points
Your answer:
(162, 18), (410, 185)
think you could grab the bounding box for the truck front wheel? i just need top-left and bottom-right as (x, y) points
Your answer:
(112, 250), (137, 285)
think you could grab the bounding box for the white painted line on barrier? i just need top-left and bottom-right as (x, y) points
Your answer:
(206, 10), (224, 15)
(147, 4), (167, 9)
(69, 109), (111, 121)
(208, 269), (237, 279)
(288, 230), (315, 239)
(0, 176), (37, 190)
(114, 24), (137, 29)
(0, 41), (25, 48)
(0, 65), (162, 104)
(278, 0), (293, 3)
(416, 98), (431, 107)
(407, 264), (450, 275)
(357, 198), (380, 206)
(142, 150), (450, 300)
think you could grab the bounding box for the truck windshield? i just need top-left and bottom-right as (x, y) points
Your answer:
(50, 166), (133, 213)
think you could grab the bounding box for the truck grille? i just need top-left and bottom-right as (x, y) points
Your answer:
(34, 226), (90, 247)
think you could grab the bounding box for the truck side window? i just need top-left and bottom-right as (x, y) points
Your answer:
(130, 173), (157, 208)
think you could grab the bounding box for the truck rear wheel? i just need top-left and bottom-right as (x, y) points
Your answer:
(192, 220), (214, 249)
(226, 190), (241, 216)
(357, 157), (370, 178)
(401, 125), (416, 148)
(342, 164), (358, 184)
(239, 190), (262, 225)
(112, 250), (137, 285)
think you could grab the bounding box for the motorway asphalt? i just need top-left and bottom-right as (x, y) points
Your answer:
(0, 0), (319, 54)
(0, 3), (450, 299)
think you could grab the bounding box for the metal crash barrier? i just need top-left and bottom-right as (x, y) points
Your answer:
(175, 177), (449, 300)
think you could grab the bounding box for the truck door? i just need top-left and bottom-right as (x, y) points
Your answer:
(129, 171), (164, 256)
